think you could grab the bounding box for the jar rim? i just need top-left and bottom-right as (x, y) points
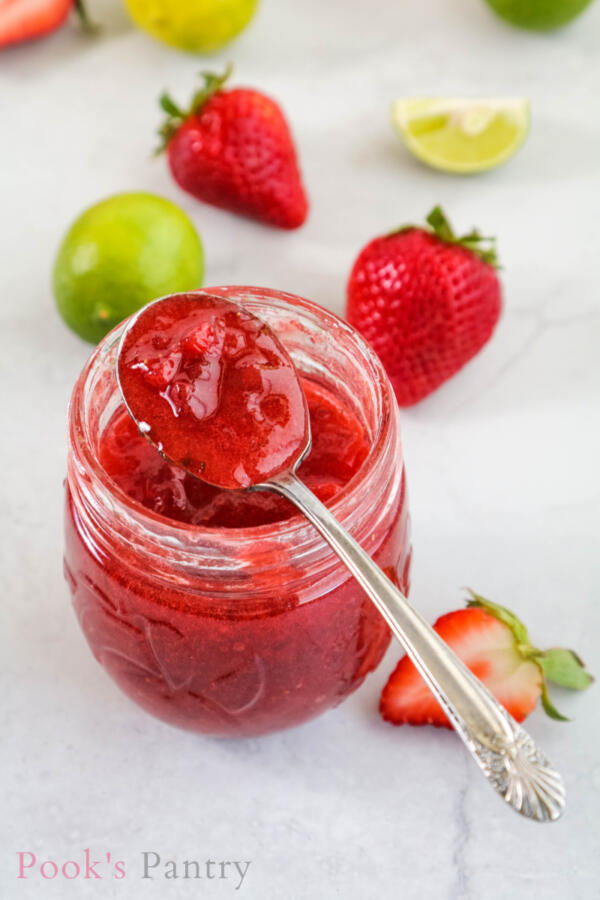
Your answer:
(67, 286), (402, 590)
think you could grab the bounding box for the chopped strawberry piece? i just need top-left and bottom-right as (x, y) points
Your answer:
(137, 352), (182, 389)
(181, 318), (226, 359)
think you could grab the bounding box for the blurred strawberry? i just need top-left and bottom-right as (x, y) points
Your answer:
(0, 0), (94, 48)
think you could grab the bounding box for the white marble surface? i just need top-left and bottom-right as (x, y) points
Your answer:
(2, 0), (600, 896)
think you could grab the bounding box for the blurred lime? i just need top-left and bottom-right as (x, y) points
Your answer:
(53, 192), (204, 344)
(392, 97), (530, 174)
(124, 0), (259, 53)
(483, 0), (595, 29)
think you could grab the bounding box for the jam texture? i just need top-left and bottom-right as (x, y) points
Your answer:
(118, 293), (309, 488)
(66, 345), (411, 736)
(99, 379), (369, 528)
(65, 474), (410, 737)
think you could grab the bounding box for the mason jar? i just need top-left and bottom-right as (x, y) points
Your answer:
(64, 287), (411, 737)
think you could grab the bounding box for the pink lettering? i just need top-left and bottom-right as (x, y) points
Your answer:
(17, 852), (36, 879)
(40, 861), (58, 879)
(84, 848), (102, 879)
(62, 861), (81, 879)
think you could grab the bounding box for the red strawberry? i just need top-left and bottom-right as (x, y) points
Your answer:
(380, 591), (593, 729)
(346, 207), (502, 406)
(0, 0), (94, 48)
(157, 67), (308, 230)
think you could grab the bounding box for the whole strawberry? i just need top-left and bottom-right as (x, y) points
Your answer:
(0, 0), (94, 48)
(380, 591), (593, 729)
(157, 67), (308, 230)
(346, 207), (502, 406)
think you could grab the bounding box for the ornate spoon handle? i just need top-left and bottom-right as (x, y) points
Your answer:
(264, 471), (565, 823)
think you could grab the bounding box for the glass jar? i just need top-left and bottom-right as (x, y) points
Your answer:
(64, 287), (411, 737)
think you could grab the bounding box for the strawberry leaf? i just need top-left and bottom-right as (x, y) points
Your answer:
(159, 94), (185, 119)
(425, 207), (499, 268)
(541, 648), (594, 691)
(540, 682), (569, 722)
(190, 65), (233, 114)
(155, 66), (233, 155)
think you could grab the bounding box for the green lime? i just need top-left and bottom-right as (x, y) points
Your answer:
(483, 0), (595, 29)
(392, 97), (530, 174)
(53, 192), (204, 344)
(124, 0), (259, 53)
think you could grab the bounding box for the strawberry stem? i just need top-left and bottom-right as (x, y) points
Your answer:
(426, 206), (455, 243)
(425, 206), (499, 268)
(190, 64), (233, 114)
(466, 589), (593, 722)
(156, 65), (233, 155)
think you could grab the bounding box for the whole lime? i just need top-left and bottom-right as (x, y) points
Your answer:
(53, 193), (204, 344)
(483, 0), (595, 29)
(124, 0), (259, 53)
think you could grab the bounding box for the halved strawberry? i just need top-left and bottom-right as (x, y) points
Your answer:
(380, 591), (593, 729)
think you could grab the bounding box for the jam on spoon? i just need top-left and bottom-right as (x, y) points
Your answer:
(117, 291), (309, 489)
(117, 291), (565, 823)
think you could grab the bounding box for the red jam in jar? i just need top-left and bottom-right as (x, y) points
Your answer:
(64, 288), (411, 737)
(99, 378), (368, 528)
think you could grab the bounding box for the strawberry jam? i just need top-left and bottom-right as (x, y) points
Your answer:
(65, 288), (411, 736)
(99, 379), (369, 528)
(117, 293), (309, 489)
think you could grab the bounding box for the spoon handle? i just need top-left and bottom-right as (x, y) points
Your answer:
(265, 470), (565, 823)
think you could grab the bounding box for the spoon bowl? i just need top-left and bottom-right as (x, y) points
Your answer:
(117, 291), (311, 490)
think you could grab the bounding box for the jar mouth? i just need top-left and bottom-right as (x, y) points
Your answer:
(68, 287), (402, 591)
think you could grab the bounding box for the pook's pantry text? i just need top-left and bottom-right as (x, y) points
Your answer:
(16, 849), (252, 889)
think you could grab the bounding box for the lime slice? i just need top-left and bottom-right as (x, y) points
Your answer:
(392, 97), (530, 174)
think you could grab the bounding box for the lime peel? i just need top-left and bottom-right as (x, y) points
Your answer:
(484, 0), (595, 31)
(53, 192), (204, 345)
(124, 0), (258, 53)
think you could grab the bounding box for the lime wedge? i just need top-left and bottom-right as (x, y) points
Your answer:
(392, 97), (530, 174)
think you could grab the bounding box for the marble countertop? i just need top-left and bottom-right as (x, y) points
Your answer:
(2, 0), (599, 896)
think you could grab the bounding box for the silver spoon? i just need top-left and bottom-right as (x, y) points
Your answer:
(117, 293), (565, 823)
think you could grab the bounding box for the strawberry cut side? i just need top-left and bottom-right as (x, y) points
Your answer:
(380, 592), (593, 729)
